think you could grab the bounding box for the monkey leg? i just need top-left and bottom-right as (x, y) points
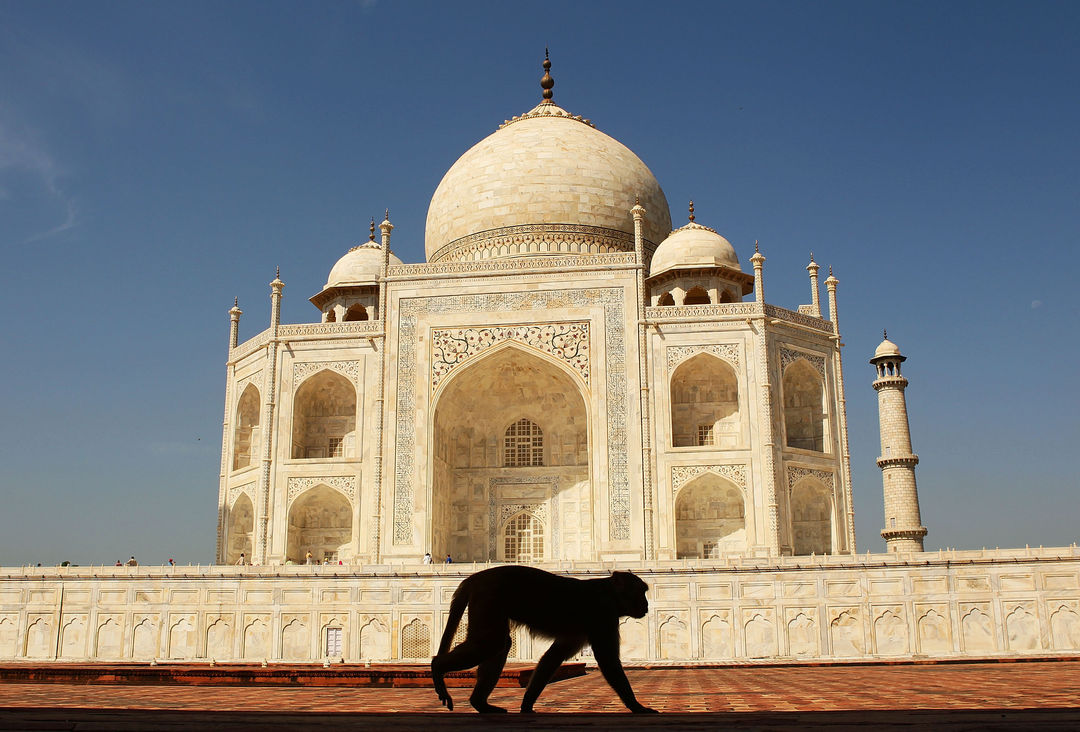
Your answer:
(469, 633), (512, 714)
(591, 633), (658, 713)
(520, 637), (584, 713)
(432, 634), (501, 712)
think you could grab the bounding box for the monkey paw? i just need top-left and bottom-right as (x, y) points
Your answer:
(471, 701), (508, 714)
(631, 705), (659, 714)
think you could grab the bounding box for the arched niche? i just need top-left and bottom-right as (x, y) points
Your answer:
(501, 510), (545, 563)
(657, 292), (675, 306)
(791, 479), (832, 555)
(286, 485), (352, 563)
(343, 304), (368, 321)
(719, 290), (735, 303)
(783, 360), (826, 452)
(291, 370), (357, 459)
(675, 473), (746, 558)
(233, 384), (260, 471)
(670, 353), (740, 447)
(431, 345), (589, 563)
(225, 493), (254, 565)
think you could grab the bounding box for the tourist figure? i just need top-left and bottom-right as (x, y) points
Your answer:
(115, 560), (122, 567)
(237, 553), (246, 566)
(126, 556), (138, 567)
(305, 551), (314, 565)
(445, 554), (452, 564)
(423, 552), (432, 564)
(168, 558), (175, 567)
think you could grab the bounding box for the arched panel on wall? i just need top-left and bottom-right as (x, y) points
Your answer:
(281, 618), (310, 660)
(670, 353), (739, 448)
(232, 383), (260, 471)
(205, 619), (233, 660)
(286, 484), (352, 564)
(60, 616), (87, 658)
(243, 618), (270, 659)
(0, 618), (17, 658)
(169, 618), (196, 660)
(790, 479), (832, 555)
(132, 618), (157, 660)
(291, 370), (357, 460)
(1050, 605), (1080, 650)
(674, 472), (746, 558)
(401, 618), (431, 659)
(25, 618), (51, 658)
(782, 359), (826, 452)
(701, 614), (732, 659)
(96, 619), (123, 659)
(359, 618), (390, 661)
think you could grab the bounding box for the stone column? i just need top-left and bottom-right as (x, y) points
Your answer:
(217, 299), (244, 563)
(256, 270), (284, 563)
(749, 245), (780, 553)
(631, 200), (654, 560)
(871, 335), (927, 552)
(825, 270), (857, 553)
(372, 212), (394, 562)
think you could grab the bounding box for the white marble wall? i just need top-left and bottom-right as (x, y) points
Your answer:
(2, 548), (1078, 663)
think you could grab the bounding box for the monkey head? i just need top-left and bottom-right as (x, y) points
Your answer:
(611, 571), (650, 619)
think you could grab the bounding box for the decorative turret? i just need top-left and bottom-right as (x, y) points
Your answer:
(871, 333), (927, 552)
(806, 254), (821, 317)
(750, 241), (765, 303)
(228, 297), (242, 350)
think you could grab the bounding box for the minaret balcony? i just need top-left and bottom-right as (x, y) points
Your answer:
(876, 454), (919, 468)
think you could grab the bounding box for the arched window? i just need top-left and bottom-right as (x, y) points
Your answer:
(325, 309), (337, 322)
(503, 511), (544, 563)
(291, 370), (357, 459)
(683, 287), (710, 305)
(343, 304), (368, 321)
(719, 290), (735, 303)
(670, 354), (740, 448)
(504, 418), (543, 467)
(657, 292), (675, 306)
(233, 384), (260, 470)
(783, 360), (826, 451)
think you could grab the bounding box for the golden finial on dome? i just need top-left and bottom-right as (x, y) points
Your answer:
(369, 217), (376, 242)
(754, 240), (760, 253)
(540, 48), (554, 102)
(688, 200), (695, 223)
(275, 266), (280, 278)
(883, 328), (888, 340)
(234, 296), (238, 307)
(385, 208), (390, 222)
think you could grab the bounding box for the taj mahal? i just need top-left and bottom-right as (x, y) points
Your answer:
(1, 57), (1077, 665)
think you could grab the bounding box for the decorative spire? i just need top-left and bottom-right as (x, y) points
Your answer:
(275, 266), (280, 278)
(384, 208), (390, 222)
(810, 251), (815, 262)
(754, 240), (760, 254)
(688, 200), (695, 223)
(369, 217), (376, 242)
(234, 297), (238, 307)
(540, 48), (554, 102)
(884, 328), (888, 340)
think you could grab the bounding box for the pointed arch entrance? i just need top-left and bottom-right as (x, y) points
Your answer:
(430, 345), (590, 562)
(225, 493), (254, 565)
(675, 472), (746, 558)
(286, 485), (352, 563)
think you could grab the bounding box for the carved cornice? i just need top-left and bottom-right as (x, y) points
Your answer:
(666, 344), (741, 372)
(286, 476), (357, 505)
(388, 252), (638, 279)
(763, 304), (832, 332)
(278, 322), (381, 339)
(780, 347), (827, 380)
(231, 328), (272, 361)
(431, 322), (589, 393)
(786, 466), (835, 492)
(293, 360), (361, 388)
(671, 464), (748, 492)
(646, 303), (756, 320)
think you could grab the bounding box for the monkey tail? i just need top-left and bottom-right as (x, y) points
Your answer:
(436, 580), (470, 657)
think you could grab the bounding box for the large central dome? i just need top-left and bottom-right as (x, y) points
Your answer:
(425, 94), (671, 263)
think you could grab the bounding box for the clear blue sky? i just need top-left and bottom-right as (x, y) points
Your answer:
(1, 1), (1077, 565)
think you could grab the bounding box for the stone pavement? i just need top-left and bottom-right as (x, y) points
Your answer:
(1, 660), (1079, 730)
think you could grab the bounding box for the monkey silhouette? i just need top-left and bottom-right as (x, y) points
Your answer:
(431, 565), (657, 714)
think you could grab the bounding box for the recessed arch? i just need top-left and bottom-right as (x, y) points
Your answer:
(225, 492), (254, 565)
(430, 343), (590, 563)
(790, 478), (832, 555)
(783, 359), (826, 451)
(286, 484), (352, 563)
(675, 472), (746, 557)
(233, 384), (260, 470)
(291, 370), (357, 459)
(670, 353), (740, 447)
(657, 292), (675, 306)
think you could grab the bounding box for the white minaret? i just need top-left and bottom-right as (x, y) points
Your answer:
(871, 333), (927, 552)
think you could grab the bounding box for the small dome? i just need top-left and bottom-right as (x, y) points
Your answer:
(650, 222), (740, 278)
(873, 338), (903, 360)
(325, 243), (403, 288)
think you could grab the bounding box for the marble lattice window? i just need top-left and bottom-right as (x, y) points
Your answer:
(328, 437), (343, 458)
(697, 424), (715, 446)
(504, 418), (543, 467)
(503, 511), (544, 563)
